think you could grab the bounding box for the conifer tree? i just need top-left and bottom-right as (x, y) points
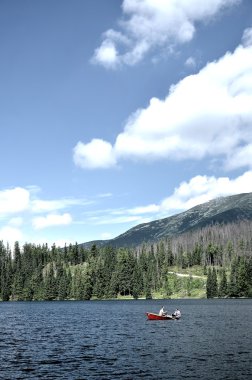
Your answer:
(144, 267), (152, 299)
(228, 259), (238, 297)
(167, 239), (174, 266)
(92, 256), (105, 299)
(212, 267), (218, 297)
(237, 258), (249, 297)
(44, 262), (57, 300)
(132, 262), (143, 299)
(0, 246), (12, 301)
(206, 268), (213, 298)
(81, 267), (93, 300)
(218, 269), (228, 297)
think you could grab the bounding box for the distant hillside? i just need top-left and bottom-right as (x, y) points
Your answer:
(81, 192), (252, 248)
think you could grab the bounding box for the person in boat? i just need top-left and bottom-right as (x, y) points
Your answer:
(159, 306), (167, 316)
(172, 309), (181, 318)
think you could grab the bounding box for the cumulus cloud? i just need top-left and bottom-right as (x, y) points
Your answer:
(73, 139), (116, 169)
(160, 171), (252, 214)
(92, 0), (240, 68)
(92, 40), (119, 69)
(32, 213), (73, 230)
(76, 32), (252, 171)
(0, 186), (91, 216)
(113, 171), (252, 221)
(0, 187), (30, 216)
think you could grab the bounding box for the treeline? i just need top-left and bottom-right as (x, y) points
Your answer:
(0, 221), (252, 301)
(206, 256), (252, 298)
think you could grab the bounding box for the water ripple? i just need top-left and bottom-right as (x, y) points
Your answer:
(0, 299), (251, 379)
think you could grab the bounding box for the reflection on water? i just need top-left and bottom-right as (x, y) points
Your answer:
(0, 299), (251, 379)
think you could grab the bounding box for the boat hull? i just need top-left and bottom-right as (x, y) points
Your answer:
(145, 312), (180, 320)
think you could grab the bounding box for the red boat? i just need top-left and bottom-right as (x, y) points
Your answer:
(145, 312), (180, 320)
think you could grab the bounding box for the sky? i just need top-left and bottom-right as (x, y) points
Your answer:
(1, 0), (252, 249)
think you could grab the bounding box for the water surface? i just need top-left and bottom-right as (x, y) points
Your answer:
(0, 299), (251, 379)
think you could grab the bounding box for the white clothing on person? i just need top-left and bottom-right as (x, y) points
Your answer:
(159, 307), (166, 316)
(173, 309), (181, 318)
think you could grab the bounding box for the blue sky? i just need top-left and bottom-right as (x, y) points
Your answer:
(1, 0), (252, 248)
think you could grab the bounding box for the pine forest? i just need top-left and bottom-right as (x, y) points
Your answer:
(1, 221), (252, 302)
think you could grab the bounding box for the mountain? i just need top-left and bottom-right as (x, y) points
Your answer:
(81, 192), (252, 248)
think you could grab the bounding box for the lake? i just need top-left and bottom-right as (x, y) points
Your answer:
(0, 299), (251, 379)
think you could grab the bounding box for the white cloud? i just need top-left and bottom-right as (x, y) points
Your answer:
(32, 213), (73, 230)
(225, 144), (252, 170)
(88, 214), (150, 225)
(160, 171), (252, 214)
(0, 186), (92, 216)
(128, 204), (160, 215)
(8, 217), (23, 227)
(77, 171), (252, 231)
(0, 187), (30, 216)
(92, 40), (119, 69)
(97, 192), (113, 198)
(79, 34), (252, 170)
(31, 198), (90, 213)
(242, 27), (252, 47)
(0, 226), (23, 246)
(92, 0), (240, 68)
(73, 139), (117, 169)
(110, 171), (252, 222)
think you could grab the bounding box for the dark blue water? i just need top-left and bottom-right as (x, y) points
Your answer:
(0, 299), (251, 379)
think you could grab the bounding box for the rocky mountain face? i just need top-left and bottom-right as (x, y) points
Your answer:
(82, 192), (252, 248)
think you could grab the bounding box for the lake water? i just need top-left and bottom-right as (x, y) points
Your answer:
(0, 299), (251, 379)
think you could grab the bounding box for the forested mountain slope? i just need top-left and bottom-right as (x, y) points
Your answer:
(1, 208), (252, 301)
(82, 192), (252, 248)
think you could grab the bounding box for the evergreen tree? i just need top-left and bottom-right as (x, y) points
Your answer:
(57, 264), (69, 300)
(102, 246), (116, 297)
(212, 267), (218, 297)
(164, 272), (172, 298)
(192, 243), (202, 266)
(81, 267), (93, 300)
(1, 246), (12, 301)
(246, 257), (252, 297)
(186, 275), (193, 297)
(72, 242), (79, 265)
(44, 262), (57, 300)
(32, 265), (44, 300)
(206, 268), (213, 298)
(228, 259), (238, 297)
(167, 239), (174, 266)
(225, 241), (234, 265)
(236, 258), (249, 297)
(115, 249), (134, 296)
(156, 242), (165, 286)
(144, 268), (152, 299)
(109, 270), (119, 298)
(71, 266), (93, 300)
(218, 269), (228, 297)
(131, 262), (143, 299)
(92, 256), (105, 299)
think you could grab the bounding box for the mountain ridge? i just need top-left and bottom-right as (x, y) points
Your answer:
(81, 192), (252, 248)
